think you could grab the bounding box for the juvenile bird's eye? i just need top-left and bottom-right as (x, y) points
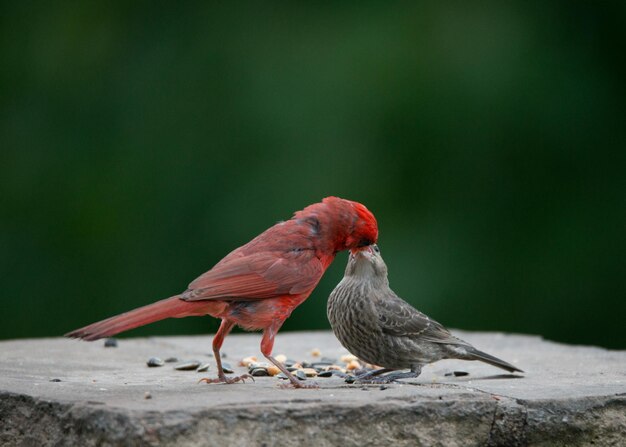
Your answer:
(373, 245), (380, 253)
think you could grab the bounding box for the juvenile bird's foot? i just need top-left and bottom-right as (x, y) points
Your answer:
(345, 375), (392, 384)
(355, 368), (393, 381)
(198, 374), (254, 385)
(346, 370), (421, 384)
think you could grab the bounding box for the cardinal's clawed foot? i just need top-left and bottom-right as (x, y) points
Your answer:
(198, 374), (254, 385)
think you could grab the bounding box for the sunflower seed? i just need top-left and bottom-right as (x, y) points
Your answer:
(175, 360), (201, 371)
(445, 371), (469, 377)
(197, 363), (211, 372)
(147, 357), (164, 367)
(302, 368), (318, 377)
(251, 367), (269, 377)
(248, 362), (271, 372)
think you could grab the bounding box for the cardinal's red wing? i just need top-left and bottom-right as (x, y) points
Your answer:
(181, 249), (325, 301)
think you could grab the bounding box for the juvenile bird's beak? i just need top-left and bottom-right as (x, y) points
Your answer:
(350, 245), (374, 259)
(350, 246), (367, 256)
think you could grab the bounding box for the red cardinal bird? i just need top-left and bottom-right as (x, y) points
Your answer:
(66, 197), (378, 388)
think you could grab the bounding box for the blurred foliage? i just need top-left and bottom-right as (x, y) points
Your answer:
(1, 2), (624, 348)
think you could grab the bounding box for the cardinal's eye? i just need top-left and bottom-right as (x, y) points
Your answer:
(372, 245), (380, 253)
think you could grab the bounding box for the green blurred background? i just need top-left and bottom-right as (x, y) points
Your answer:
(1, 2), (624, 349)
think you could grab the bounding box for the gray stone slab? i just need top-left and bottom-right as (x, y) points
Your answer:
(1, 331), (624, 446)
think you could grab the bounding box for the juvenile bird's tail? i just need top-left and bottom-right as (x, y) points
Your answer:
(466, 347), (524, 373)
(65, 295), (221, 341)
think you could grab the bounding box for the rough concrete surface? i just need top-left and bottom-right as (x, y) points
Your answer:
(0, 331), (624, 446)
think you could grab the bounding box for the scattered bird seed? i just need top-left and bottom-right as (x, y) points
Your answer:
(251, 367), (269, 377)
(312, 362), (334, 369)
(311, 348), (321, 357)
(239, 356), (258, 367)
(345, 376), (356, 384)
(248, 362), (271, 371)
(284, 359), (299, 367)
(222, 363), (234, 374)
(317, 370), (333, 378)
(175, 360), (201, 371)
(144, 392), (152, 399)
(274, 354), (287, 364)
(295, 370), (307, 380)
(147, 357), (164, 367)
(49, 378), (61, 382)
(445, 371), (469, 377)
(276, 372), (288, 380)
(267, 365), (281, 376)
(197, 363), (211, 372)
(286, 366), (299, 372)
(380, 385), (389, 391)
(302, 368), (318, 377)
(104, 338), (118, 348)
(346, 360), (361, 371)
(340, 354), (358, 363)
(164, 357), (178, 363)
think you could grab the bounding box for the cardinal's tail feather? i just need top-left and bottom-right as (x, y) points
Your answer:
(65, 295), (219, 341)
(466, 347), (524, 373)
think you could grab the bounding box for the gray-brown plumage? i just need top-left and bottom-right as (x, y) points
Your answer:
(327, 244), (523, 382)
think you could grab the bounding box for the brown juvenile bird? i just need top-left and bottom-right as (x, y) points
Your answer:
(327, 245), (523, 382)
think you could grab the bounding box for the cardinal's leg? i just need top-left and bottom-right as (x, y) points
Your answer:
(199, 319), (253, 384)
(261, 321), (318, 389)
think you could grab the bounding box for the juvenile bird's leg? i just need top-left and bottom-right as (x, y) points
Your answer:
(199, 319), (253, 384)
(261, 322), (318, 389)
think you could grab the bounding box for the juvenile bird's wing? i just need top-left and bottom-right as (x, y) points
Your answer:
(375, 291), (469, 346)
(181, 249), (324, 301)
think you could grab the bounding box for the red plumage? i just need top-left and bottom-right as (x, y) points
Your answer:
(66, 196), (378, 388)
